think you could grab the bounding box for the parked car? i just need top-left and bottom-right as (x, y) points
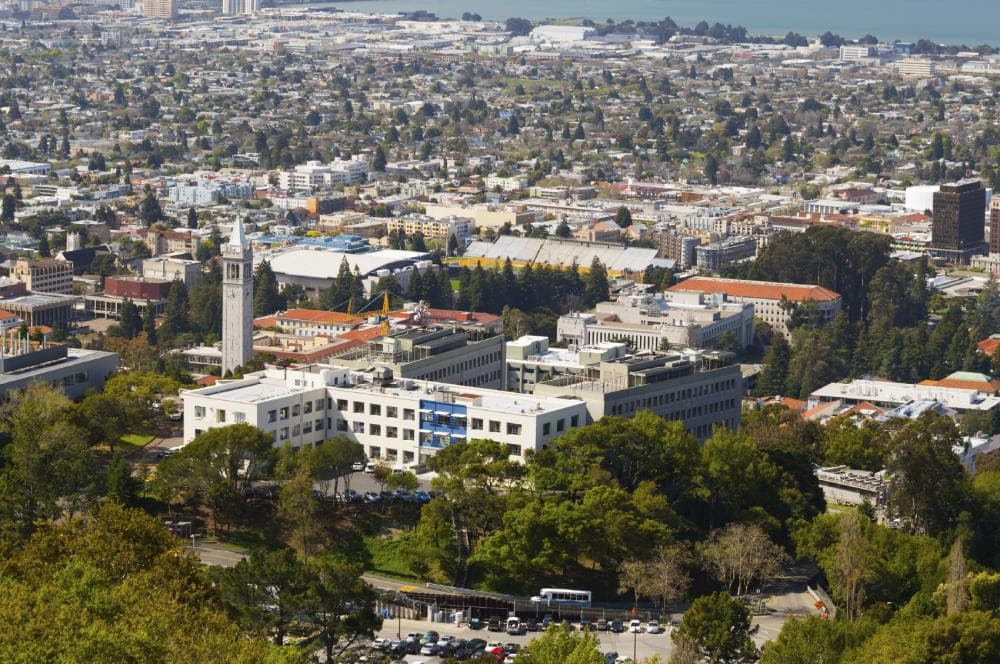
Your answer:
(506, 617), (525, 635)
(418, 630), (439, 645)
(579, 619), (593, 631)
(541, 614), (553, 630)
(413, 490), (431, 503)
(524, 617), (539, 632)
(610, 619), (625, 633)
(364, 462), (376, 473)
(604, 652), (619, 664)
(628, 619), (643, 633)
(646, 620), (664, 634)
(595, 618), (608, 631)
(487, 617), (503, 632)
(370, 637), (392, 651)
(468, 618), (484, 630)
(419, 642), (439, 656)
(363, 491), (381, 503)
(351, 461), (365, 471)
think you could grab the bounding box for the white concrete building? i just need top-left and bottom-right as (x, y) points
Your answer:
(809, 378), (1000, 414)
(387, 215), (475, 244)
(485, 174), (529, 193)
(557, 291), (754, 351)
(182, 364), (589, 463)
(278, 157), (369, 192)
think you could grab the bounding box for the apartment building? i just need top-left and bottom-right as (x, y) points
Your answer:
(182, 365), (588, 463)
(387, 215), (475, 243)
(332, 327), (505, 389)
(12, 258), (74, 294)
(145, 229), (200, 256)
(668, 276), (842, 337)
(278, 157), (369, 191)
(484, 175), (529, 192)
(257, 308), (363, 336)
(557, 290), (754, 351)
(142, 256), (202, 287)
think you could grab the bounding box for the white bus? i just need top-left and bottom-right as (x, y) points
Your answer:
(532, 588), (592, 607)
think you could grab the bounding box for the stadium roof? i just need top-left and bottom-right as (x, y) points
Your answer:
(266, 246), (430, 280)
(463, 236), (669, 272)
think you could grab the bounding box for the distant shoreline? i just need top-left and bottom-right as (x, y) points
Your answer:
(274, 0), (999, 50)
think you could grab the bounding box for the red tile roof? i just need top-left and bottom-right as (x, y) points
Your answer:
(978, 338), (1000, 357)
(277, 309), (364, 325)
(669, 277), (841, 303)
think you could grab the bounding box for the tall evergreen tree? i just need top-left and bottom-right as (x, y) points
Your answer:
(253, 260), (284, 317)
(187, 207), (198, 229)
(142, 300), (157, 345)
(584, 257), (610, 307)
(755, 334), (791, 396)
(159, 280), (189, 341)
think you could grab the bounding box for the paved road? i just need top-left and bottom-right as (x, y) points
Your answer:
(190, 544), (247, 568)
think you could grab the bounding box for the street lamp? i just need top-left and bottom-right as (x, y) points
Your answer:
(633, 628), (637, 664)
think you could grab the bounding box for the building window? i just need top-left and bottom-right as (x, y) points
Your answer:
(337, 399), (347, 410)
(304, 402), (313, 414)
(403, 408), (415, 420)
(369, 446), (381, 458)
(353, 422), (365, 434)
(403, 429), (415, 441)
(403, 451), (414, 463)
(280, 407), (289, 420)
(353, 401), (364, 414)
(292, 404), (300, 416)
(216, 409), (226, 423)
(387, 426), (398, 438)
(337, 420), (348, 432)
(234, 412), (246, 424)
(303, 422), (312, 434)
(542, 422), (551, 436)
(471, 418), (483, 430)
(292, 424), (300, 436)
(506, 444), (522, 457)
(280, 427), (289, 440)
(506, 423), (522, 435)
(369, 404), (381, 416)
(316, 399), (325, 411)
(370, 424), (381, 436)
(387, 406), (398, 418)
(315, 419), (324, 431)
(489, 420), (500, 433)
(556, 418), (565, 432)
(194, 406), (206, 418)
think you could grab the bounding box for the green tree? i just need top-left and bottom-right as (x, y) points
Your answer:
(105, 451), (139, 506)
(583, 257), (609, 307)
(519, 623), (604, 664)
(671, 592), (759, 664)
(615, 206), (633, 228)
(37, 234), (50, 257)
(372, 145), (386, 172)
(1, 193), (14, 222)
(218, 548), (312, 646)
(187, 207), (197, 229)
(158, 279), (189, 342)
(303, 557), (382, 662)
(754, 333), (790, 396)
(253, 260), (284, 317)
(278, 468), (321, 559)
(139, 189), (164, 223)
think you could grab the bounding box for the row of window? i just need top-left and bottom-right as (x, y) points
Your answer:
(612, 397), (738, 420)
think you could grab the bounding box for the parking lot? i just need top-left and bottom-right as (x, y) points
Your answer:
(359, 616), (675, 663)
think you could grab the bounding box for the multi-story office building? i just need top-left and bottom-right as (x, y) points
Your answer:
(668, 276), (842, 337)
(531, 347), (743, 440)
(142, 256), (202, 287)
(988, 198), (1000, 254)
(182, 365), (588, 463)
(839, 45), (876, 61)
(12, 258), (74, 294)
(332, 327), (505, 389)
(0, 344), (119, 400)
(657, 231), (700, 268)
(221, 0), (257, 14)
(695, 236), (757, 271)
(556, 291), (754, 351)
(143, 0), (176, 18)
(931, 179), (988, 263)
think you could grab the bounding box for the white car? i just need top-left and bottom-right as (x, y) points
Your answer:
(628, 619), (643, 633)
(351, 462), (364, 471)
(645, 620), (663, 634)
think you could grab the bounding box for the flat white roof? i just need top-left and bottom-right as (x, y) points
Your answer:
(266, 246), (429, 279)
(811, 378), (1000, 412)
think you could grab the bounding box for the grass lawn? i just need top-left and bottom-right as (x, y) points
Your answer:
(119, 433), (155, 448)
(363, 534), (419, 580)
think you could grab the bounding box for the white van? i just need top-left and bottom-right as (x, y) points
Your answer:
(506, 616), (525, 635)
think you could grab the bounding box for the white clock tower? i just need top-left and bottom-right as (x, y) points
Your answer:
(222, 216), (253, 374)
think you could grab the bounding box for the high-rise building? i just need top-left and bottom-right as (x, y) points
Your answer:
(143, 0), (176, 18)
(931, 179), (988, 263)
(221, 0), (256, 15)
(222, 218), (253, 374)
(990, 198), (1000, 254)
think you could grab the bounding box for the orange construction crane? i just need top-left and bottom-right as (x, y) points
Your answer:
(380, 291), (390, 335)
